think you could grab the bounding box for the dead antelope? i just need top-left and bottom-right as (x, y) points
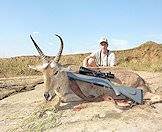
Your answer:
(29, 34), (161, 109)
(29, 34), (67, 101)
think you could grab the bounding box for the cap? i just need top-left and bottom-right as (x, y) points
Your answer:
(99, 37), (108, 44)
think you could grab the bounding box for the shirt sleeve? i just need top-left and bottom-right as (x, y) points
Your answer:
(89, 52), (97, 58)
(109, 52), (116, 67)
(89, 51), (99, 66)
(89, 52), (96, 57)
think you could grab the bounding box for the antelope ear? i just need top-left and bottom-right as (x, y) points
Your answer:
(28, 63), (49, 72)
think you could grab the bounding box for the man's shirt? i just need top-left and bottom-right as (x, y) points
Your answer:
(90, 50), (116, 67)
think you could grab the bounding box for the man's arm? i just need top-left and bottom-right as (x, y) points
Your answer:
(109, 53), (116, 67)
(83, 54), (96, 67)
(83, 56), (92, 67)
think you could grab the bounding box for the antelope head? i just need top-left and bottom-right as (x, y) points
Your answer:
(29, 34), (68, 101)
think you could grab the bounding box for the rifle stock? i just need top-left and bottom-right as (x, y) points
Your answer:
(112, 85), (143, 104)
(67, 72), (143, 104)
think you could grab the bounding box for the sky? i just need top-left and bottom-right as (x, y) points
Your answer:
(0, 0), (162, 58)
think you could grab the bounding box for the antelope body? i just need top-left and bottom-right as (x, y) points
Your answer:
(29, 34), (161, 108)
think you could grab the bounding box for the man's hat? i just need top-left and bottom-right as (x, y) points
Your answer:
(99, 37), (108, 44)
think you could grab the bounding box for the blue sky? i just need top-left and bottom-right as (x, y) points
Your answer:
(0, 0), (162, 57)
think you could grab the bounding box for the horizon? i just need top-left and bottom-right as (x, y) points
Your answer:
(0, 0), (162, 58)
(1, 40), (160, 59)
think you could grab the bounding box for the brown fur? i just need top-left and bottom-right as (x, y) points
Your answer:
(29, 35), (161, 109)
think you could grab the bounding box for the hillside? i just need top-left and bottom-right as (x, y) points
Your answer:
(0, 41), (162, 78)
(115, 41), (162, 71)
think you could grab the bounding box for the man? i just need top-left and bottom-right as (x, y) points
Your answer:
(83, 36), (116, 67)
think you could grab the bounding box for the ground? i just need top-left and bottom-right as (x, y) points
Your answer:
(0, 71), (162, 132)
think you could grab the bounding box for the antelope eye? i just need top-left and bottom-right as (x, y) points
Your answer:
(54, 71), (58, 75)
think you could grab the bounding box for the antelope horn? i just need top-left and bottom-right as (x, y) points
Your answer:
(30, 35), (47, 61)
(53, 34), (64, 63)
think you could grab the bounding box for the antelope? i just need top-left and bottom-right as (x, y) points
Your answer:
(29, 34), (161, 109)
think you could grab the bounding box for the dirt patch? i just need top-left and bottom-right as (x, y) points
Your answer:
(0, 71), (162, 132)
(0, 76), (43, 100)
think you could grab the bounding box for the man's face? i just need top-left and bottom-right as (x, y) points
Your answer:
(100, 42), (108, 51)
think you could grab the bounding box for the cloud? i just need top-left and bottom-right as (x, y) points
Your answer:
(110, 39), (130, 50)
(32, 32), (40, 36)
(146, 34), (162, 37)
(144, 34), (162, 43)
(48, 42), (53, 45)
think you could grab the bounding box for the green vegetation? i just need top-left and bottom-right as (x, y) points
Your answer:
(0, 41), (162, 78)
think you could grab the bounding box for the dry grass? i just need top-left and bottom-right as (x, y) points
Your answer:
(116, 41), (162, 72)
(0, 41), (162, 78)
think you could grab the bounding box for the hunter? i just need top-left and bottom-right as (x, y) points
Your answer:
(83, 36), (116, 67)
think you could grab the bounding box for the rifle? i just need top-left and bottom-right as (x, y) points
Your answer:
(79, 66), (114, 79)
(67, 68), (143, 104)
